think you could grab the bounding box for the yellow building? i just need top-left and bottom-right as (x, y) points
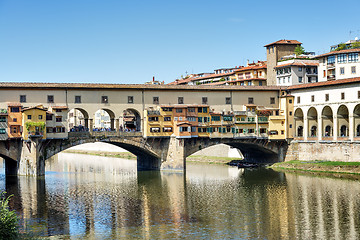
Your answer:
(22, 105), (47, 140)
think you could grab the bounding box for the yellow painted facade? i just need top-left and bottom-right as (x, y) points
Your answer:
(22, 106), (47, 140)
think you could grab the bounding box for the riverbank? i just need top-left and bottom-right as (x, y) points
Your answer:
(62, 149), (241, 164)
(271, 160), (360, 175)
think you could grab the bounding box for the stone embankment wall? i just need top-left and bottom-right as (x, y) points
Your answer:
(285, 142), (360, 162)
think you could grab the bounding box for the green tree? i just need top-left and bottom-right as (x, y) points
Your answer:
(335, 43), (346, 51)
(351, 41), (360, 49)
(0, 192), (19, 240)
(294, 45), (305, 55)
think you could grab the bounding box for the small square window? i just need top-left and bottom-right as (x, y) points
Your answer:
(20, 95), (26, 103)
(38, 115), (43, 120)
(75, 96), (81, 103)
(101, 96), (108, 103)
(289, 111), (292, 116)
(248, 97), (254, 104)
(13, 118), (17, 122)
(325, 94), (329, 102)
(270, 97), (275, 104)
(128, 96), (133, 104)
(47, 95), (54, 103)
(226, 97), (231, 104)
(56, 116), (62, 122)
(27, 115), (32, 120)
(153, 97), (159, 104)
(202, 97), (208, 105)
(178, 97), (184, 104)
(311, 95), (315, 102)
(341, 92), (345, 100)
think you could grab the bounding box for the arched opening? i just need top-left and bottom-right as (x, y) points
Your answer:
(337, 105), (349, 139)
(321, 106), (333, 138)
(294, 108), (304, 139)
(297, 126), (303, 137)
(354, 104), (360, 139)
(307, 107), (318, 139)
(122, 109), (141, 132)
(93, 109), (116, 131)
(68, 108), (89, 131)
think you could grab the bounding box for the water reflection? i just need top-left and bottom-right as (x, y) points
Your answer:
(0, 154), (360, 239)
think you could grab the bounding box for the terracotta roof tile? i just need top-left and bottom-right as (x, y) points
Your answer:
(315, 48), (360, 58)
(287, 77), (360, 90)
(234, 64), (267, 72)
(275, 62), (319, 68)
(264, 40), (302, 47)
(229, 78), (266, 83)
(7, 102), (22, 107)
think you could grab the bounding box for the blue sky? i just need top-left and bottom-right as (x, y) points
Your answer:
(0, 0), (359, 84)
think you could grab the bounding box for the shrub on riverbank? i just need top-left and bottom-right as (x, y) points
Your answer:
(0, 192), (19, 240)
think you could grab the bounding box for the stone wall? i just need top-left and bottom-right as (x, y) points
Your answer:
(285, 141), (360, 162)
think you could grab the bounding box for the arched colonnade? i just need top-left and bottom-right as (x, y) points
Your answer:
(293, 103), (360, 141)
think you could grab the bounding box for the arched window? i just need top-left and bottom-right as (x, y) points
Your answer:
(357, 125), (360, 137)
(325, 125), (332, 136)
(340, 125), (348, 137)
(311, 126), (317, 137)
(297, 126), (303, 137)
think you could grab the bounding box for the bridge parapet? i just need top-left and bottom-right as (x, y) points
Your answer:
(68, 131), (143, 139)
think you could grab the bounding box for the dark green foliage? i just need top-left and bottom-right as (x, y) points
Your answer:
(335, 43), (346, 51)
(0, 192), (19, 240)
(294, 45), (305, 55)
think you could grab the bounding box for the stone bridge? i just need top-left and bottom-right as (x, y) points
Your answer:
(1, 132), (288, 176)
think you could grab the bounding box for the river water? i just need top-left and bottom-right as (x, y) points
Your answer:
(1, 153), (360, 239)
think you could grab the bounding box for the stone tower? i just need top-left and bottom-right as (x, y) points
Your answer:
(265, 40), (302, 86)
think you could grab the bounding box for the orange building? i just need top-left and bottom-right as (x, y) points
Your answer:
(7, 103), (22, 138)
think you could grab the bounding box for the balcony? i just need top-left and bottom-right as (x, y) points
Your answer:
(147, 110), (160, 116)
(327, 75), (335, 81)
(327, 63), (335, 69)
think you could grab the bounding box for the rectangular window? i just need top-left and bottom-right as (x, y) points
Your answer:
(164, 117), (171, 121)
(128, 96), (133, 104)
(150, 127), (161, 133)
(311, 95), (315, 102)
(289, 99), (293, 104)
(188, 107), (195, 112)
(10, 107), (19, 113)
(101, 96), (108, 103)
(0, 117), (6, 122)
(226, 97), (231, 104)
(163, 127), (172, 132)
(270, 97), (275, 104)
(0, 128), (6, 134)
(203, 107), (208, 113)
(13, 118), (17, 122)
(298, 77), (303, 83)
(153, 97), (159, 104)
(148, 116), (159, 121)
(340, 67), (345, 75)
(325, 94), (329, 102)
(27, 115), (32, 120)
(337, 54), (347, 63)
(176, 108), (183, 113)
(323, 70), (326, 78)
(352, 66), (356, 74)
(75, 96), (81, 103)
(297, 96), (300, 104)
(259, 81), (263, 86)
(20, 95), (26, 103)
(248, 97), (254, 104)
(341, 92), (345, 100)
(56, 116), (62, 122)
(178, 97), (184, 104)
(191, 127), (197, 132)
(327, 56), (335, 64)
(348, 53), (359, 63)
(38, 115), (43, 120)
(211, 116), (220, 121)
(198, 107), (202, 113)
(202, 97), (208, 104)
(47, 95), (54, 103)
(198, 117), (203, 122)
(46, 114), (53, 121)
(298, 67), (302, 72)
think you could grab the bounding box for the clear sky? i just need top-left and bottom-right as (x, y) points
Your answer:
(0, 0), (359, 84)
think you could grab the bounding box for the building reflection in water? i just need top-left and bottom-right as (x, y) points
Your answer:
(1, 154), (360, 239)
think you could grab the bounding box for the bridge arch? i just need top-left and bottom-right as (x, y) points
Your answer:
(68, 108), (90, 131)
(122, 108), (142, 132)
(93, 108), (116, 131)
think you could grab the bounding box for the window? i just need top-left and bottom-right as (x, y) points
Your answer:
(203, 107), (208, 113)
(289, 124), (292, 128)
(180, 127), (188, 132)
(323, 70), (326, 78)
(348, 53), (358, 63)
(150, 127), (161, 133)
(38, 115), (43, 120)
(327, 56), (335, 64)
(128, 96), (133, 103)
(148, 116), (158, 121)
(11, 107), (19, 112)
(20, 95), (26, 103)
(75, 96), (81, 103)
(259, 81), (263, 86)
(298, 77), (303, 83)
(211, 116), (220, 121)
(187, 117), (196, 122)
(325, 94), (329, 102)
(298, 67), (302, 72)
(289, 111), (292, 116)
(13, 118), (17, 122)
(0, 117), (6, 122)
(289, 99), (292, 104)
(226, 97), (231, 104)
(297, 96), (300, 104)
(27, 115), (32, 120)
(46, 114), (53, 121)
(281, 130), (284, 135)
(0, 128), (6, 134)
(47, 95), (54, 103)
(164, 117), (171, 121)
(341, 92), (345, 100)
(56, 116), (62, 122)
(176, 108), (183, 113)
(270, 97), (275, 104)
(198, 117), (203, 122)
(248, 97), (254, 104)
(101, 96), (108, 103)
(260, 128), (267, 134)
(340, 67), (345, 75)
(202, 97), (207, 104)
(153, 97), (159, 104)
(191, 127), (197, 132)
(188, 107), (195, 112)
(178, 97), (184, 104)
(337, 54), (347, 63)
(311, 95), (315, 102)
(11, 127), (17, 133)
(352, 66), (356, 74)
(163, 127), (172, 132)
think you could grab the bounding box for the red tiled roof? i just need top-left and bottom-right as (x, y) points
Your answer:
(168, 72), (235, 85)
(22, 106), (47, 112)
(275, 62), (319, 68)
(264, 40), (302, 47)
(234, 64), (267, 72)
(229, 78), (266, 83)
(51, 106), (68, 109)
(287, 77), (360, 90)
(7, 102), (22, 107)
(315, 48), (360, 58)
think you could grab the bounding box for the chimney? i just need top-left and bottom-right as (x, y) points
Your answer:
(153, 76), (155, 82)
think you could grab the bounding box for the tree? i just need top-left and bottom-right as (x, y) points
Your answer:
(351, 41), (360, 49)
(335, 43), (346, 51)
(294, 45), (305, 56)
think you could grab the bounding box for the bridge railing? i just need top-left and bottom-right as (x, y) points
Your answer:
(90, 131), (143, 138)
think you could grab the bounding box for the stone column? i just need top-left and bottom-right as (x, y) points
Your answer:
(161, 135), (185, 171)
(18, 137), (45, 176)
(110, 118), (115, 131)
(88, 119), (93, 132)
(349, 113), (354, 142)
(304, 116), (308, 141)
(115, 119), (120, 132)
(318, 114), (322, 141)
(333, 114), (338, 141)
(85, 118), (89, 129)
